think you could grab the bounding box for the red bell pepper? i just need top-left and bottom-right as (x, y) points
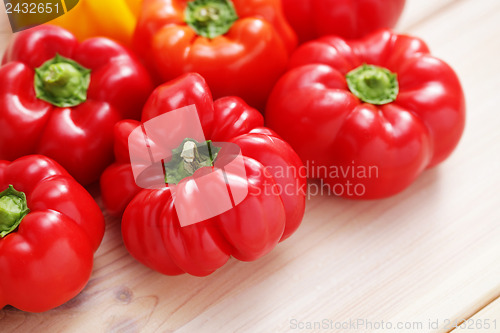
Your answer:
(266, 30), (466, 199)
(282, 0), (406, 43)
(0, 155), (105, 312)
(101, 73), (306, 276)
(133, 0), (297, 111)
(0, 25), (154, 185)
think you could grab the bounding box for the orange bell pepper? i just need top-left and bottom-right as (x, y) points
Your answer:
(48, 0), (141, 46)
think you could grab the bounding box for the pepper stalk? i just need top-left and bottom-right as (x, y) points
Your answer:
(0, 185), (30, 238)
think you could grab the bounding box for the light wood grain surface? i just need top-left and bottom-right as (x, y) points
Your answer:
(1, 0), (499, 332)
(456, 298), (500, 332)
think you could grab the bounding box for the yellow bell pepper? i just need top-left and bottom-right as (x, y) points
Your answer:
(48, 0), (141, 46)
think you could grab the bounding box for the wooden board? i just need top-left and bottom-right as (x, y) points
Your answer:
(451, 297), (500, 332)
(1, 0), (500, 332)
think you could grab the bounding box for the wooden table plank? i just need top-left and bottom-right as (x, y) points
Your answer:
(397, 0), (463, 31)
(449, 297), (500, 333)
(1, 0), (500, 332)
(0, 7), (12, 47)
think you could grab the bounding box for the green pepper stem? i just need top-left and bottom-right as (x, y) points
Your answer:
(34, 54), (91, 108)
(42, 63), (79, 87)
(185, 0), (238, 39)
(346, 64), (399, 105)
(164, 138), (221, 184)
(0, 185), (30, 238)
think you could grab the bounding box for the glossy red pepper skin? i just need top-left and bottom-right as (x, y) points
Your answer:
(282, 0), (406, 43)
(133, 0), (297, 111)
(0, 25), (154, 185)
(266, 30), (466, 199)
(101, 73), (306, 276)
(0, 155), (105, 312)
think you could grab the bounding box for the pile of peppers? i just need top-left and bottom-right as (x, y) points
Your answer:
(0, 0), (465, 312)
